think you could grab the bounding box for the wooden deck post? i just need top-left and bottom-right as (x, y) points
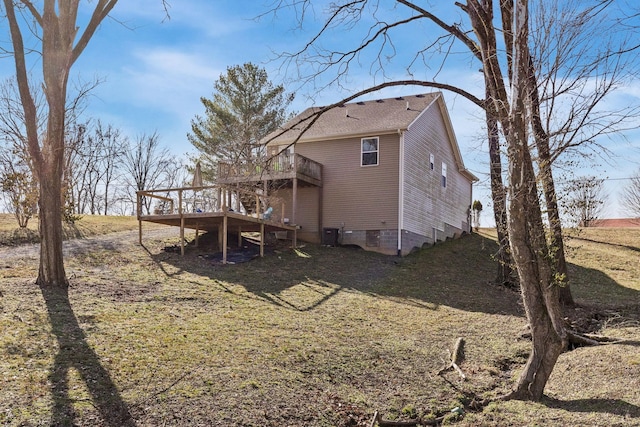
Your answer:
(318, 185), (323, 243)
(137, 191), (142, 245)
(260, 222), (265, 257)
(222, 214), (228, 264)
(195, 223), (199, 247)
(222, 188), (227, 211)
(218, 222), (223, 251)
(238, 225), (242, 247)
(179, 189), (184, 256)
(292, 177), (298, 225)
(180, 216), (185, 256)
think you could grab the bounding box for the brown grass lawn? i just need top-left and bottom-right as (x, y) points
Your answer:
(0, 214), (153, 246)
(0, 216), (638, 426)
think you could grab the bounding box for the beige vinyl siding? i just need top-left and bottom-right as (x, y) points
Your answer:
(272, 186), (321, 243)
(295, 134), (400, 231)
(402, 102), (472, 239)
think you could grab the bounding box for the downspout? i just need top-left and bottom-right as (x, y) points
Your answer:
(469, 181), (473, 233)
(397, 129), (404, 256)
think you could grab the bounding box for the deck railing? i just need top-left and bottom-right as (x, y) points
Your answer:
(217, 153), (322, 184)
(136, 184), (285, 221)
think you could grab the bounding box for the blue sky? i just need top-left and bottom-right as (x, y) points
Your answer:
(1, 0), (639, 223)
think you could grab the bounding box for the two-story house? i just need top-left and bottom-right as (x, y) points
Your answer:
(259, 92), (478, 255)
(138, 92), (477, 258)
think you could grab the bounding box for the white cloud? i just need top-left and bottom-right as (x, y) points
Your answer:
(111, 0), (254, 38)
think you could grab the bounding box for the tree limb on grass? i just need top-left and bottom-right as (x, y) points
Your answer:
(369, 410), (446, 427)
(567, 330), (638, 347)
(436, 337), (466, 380)
(523, 323), (629, 349)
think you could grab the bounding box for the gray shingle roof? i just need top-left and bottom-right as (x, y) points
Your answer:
(268, 92), (440, 144)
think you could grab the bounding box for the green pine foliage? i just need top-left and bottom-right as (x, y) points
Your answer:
(188, 63), (294, 182)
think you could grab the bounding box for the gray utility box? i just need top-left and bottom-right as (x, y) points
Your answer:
(322, 228), (339, 246)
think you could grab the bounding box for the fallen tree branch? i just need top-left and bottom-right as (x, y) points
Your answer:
(567, 330), (639, 348)
(523, 323), (630, 349)
(567, 330), (603, 347)
(582, 333), (629, 343)
(369, 411), (446, 427)
(436, 337), (466, 380)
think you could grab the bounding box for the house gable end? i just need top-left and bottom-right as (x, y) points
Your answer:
(406, 94), (477, 183)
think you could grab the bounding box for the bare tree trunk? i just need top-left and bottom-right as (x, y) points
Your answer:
(4, 1), (117, 287)
(38, 4), (74, 286)
(506, 137), (566, 399)
(504, 0), (567, 399)
(486, 96), (515, 287)
(38, 164), (68, 287)
(468, 0), (566, 400)
(537, 157), (575, 306)
(526, 55), (575, 306)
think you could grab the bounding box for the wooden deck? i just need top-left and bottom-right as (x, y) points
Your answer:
(217, 153), (322, 187)
(136, 184), (298, 263)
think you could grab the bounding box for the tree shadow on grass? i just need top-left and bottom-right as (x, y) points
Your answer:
(544, 397), (640, 419)
(40, 284), (135, 426)
(147, 231), (638, 318)
(567, 263), (640, 308)
(150, 232), (525, 316)
(570, 235), (640, 253)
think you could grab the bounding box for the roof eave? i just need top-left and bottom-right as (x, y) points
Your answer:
(266, 128), (406, 146)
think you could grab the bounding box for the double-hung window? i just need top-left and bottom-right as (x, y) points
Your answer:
(361, 137), (379, 166)
(441, 162), (447, 188)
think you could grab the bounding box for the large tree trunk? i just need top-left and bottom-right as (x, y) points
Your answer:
(507, 151), (566, 398)
(504, 0), (567, 399)
(506, 114), (567, 399)
(3, 1), (67, 287)
(468, 0), (567, 400)
(526, 55), (574, 306)
(4, 1), (117, 287)
(486, 101), (515, 287)
(37, 164), (68, 287)
(37, 4), (74, 287)
(538, 161), (574, 306)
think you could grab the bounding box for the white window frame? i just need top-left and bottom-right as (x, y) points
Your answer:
(429, 153), (435, 171)
(361, 137), (379, 167)
(441, 162), (447, 187)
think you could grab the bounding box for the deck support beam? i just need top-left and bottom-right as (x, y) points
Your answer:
(260, 222), (265, 257)
(222, 214), (228, 264)
(292, 177), (298, 226)
(180, 216), (185, 256)
(318, 185), (323, 244)
(137, 191), (143, 245)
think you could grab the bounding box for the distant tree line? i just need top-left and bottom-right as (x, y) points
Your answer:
(0, 75), (187, 227)
(1, 62), (292, 229)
